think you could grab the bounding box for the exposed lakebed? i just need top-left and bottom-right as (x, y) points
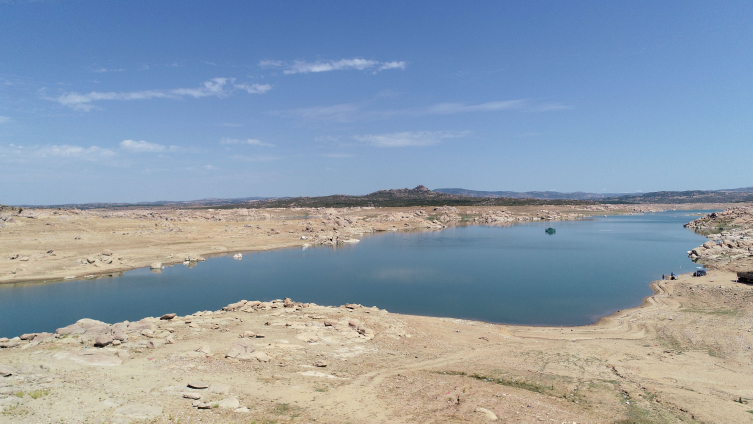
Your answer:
(0, 211), (711, 337)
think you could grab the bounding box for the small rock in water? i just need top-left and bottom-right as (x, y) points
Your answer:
(233, 253), (242, 260)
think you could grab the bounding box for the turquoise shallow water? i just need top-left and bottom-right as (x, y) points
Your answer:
(0, 211), (711, 337)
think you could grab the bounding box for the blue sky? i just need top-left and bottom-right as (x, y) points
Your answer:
(1, 1), (752, 204)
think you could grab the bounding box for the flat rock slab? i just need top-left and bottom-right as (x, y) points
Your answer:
(299, 371), (344, 379)
(0, 364), (14, 377)
(218, 397), (240, 409)
(209, 383), (230, 394)
(182, 392), (202, 400)
(187, 381), (210, 389)
(53, 351), (123, 367)
(475, 407), (498, 421)
(113, 403), (162, 419)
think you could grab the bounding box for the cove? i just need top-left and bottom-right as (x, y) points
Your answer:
(0, 211), (711, 337)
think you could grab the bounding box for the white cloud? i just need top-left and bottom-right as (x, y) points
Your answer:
(52, 78), (271, 111)
(0, 116), (11, 124)
(234, 83), (272, 94)
(220, 138), (274, 147)
(354, 131), (468, 148)
(261, 58), (406, 75)
(377, 61), (407, 71)
(0, 143), (115, 162)
(120, 139), (177, 153)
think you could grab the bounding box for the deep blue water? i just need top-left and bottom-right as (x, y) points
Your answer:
(0, 211), (711, 337)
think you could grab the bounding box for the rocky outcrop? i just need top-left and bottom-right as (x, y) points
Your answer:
(685, 206), (753, 271)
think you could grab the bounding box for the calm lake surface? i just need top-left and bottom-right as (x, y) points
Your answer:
(0, 211), (711, 337)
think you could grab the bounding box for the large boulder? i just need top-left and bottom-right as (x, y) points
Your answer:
(94, 334), (114, 347)
(56, 324), (86, 335)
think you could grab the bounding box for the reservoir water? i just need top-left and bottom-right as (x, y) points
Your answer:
(0, 211), (711, 337)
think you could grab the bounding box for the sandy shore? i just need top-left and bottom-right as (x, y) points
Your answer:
(1, 203), (751, 423)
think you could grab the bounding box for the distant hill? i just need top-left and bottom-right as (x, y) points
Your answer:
(242, 185), (593, 209)
(436, 187), (753, 204)
(23, 197), (270, 210)
(434, 188), (626, 200)
(603, 188), (753, 204)
(13, 186), (753, 210)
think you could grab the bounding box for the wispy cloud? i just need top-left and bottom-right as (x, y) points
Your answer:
(422, 100), (525, 114)
(91, 67), (126, 73)
(0, 143), (115, 162)
(231, 154), (281, 162)
(276, 99), (570, 123)
(529, 103), (573, 112)
(354, 131), (469, 148)
(260, 58), (406, 75)
(259, 60), (284, 68)
(321, 152), (354, 158)
(120, 139), (178, 153)
(220, 137), (274, 147)
(0, 116), (11, 124)
(234, 83), (272, 94)
(52, 78), (272, 111)
(275, 103), (362, 123)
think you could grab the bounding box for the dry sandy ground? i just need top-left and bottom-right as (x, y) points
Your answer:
(1, 204), (751, 423)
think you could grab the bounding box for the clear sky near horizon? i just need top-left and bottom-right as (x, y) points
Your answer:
(1, 1), (751, 204)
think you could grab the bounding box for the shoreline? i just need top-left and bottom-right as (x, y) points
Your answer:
(0, 204), (709, 286)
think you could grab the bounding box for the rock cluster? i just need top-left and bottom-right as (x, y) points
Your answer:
(685, 206), (753, 270)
